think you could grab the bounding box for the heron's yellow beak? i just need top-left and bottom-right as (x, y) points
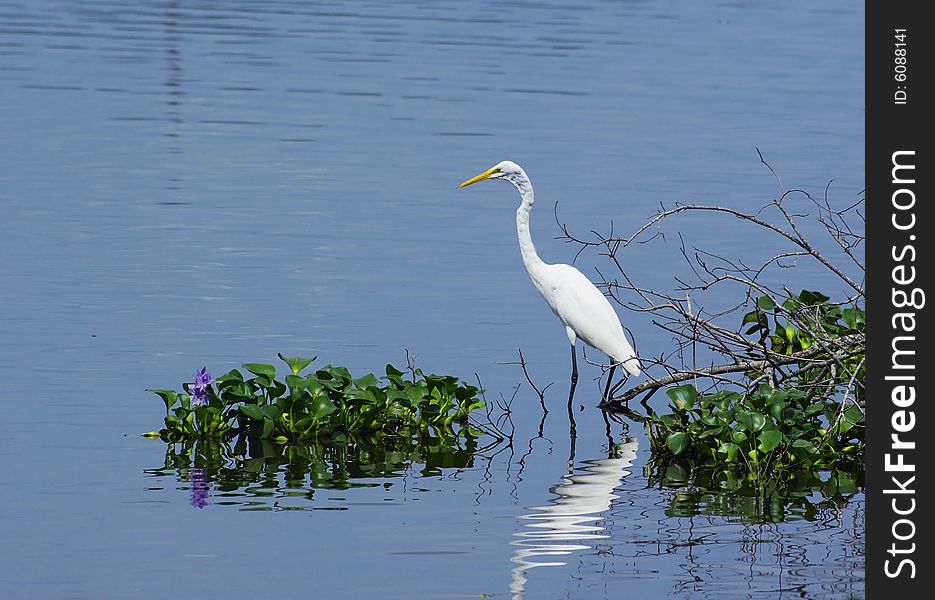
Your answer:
(458, 167), (500, 188)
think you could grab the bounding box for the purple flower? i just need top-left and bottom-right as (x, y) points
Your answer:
(190, 367), (213, 407)
(191, 389), (208, 406)
(189, 468), (210, 509)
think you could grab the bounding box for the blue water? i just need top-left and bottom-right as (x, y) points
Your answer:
(1, 1), (863, 598)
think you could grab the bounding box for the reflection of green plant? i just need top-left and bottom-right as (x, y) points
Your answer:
(645, 290), (864, 487)
(147, 354), (485, 443)
(149, 431), (479, 500)
(646, 456), (861, 523)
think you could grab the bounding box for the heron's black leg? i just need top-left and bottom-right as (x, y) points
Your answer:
(567, 344), (578, 448)
(602, 364), (617, 403)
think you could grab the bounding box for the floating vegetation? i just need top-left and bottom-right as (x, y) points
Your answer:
(146, 354), (487, 443)
(643, 380), (864, 522)
(643, 291), (864, 494)
(648, 382), (863, 470)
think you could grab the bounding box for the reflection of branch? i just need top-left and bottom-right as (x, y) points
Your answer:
(602, 335), (863, 407)
(495, 349), (555, 481)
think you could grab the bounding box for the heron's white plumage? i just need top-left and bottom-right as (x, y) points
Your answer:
(532, 263), (640, 375)
(459, 160), (641, 377)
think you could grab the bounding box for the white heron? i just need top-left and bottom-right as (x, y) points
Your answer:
(458, 161), (641, 401)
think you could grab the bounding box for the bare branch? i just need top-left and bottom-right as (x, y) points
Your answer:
(601, 334), (864, 407)
(551, 158), (864, 416)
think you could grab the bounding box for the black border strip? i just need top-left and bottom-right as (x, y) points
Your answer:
(867, 1), (932, 597)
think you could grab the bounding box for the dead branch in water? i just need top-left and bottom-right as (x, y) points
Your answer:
(556, 150), (865, 410)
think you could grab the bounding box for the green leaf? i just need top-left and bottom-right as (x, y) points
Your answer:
(221, 382), (253, 403)
(310, 395), (337, 420)
(799, 290), (830, 305)
(406, 386), (427, 406)
(215, 369), (244, 386)
(757, 295), (776, 311)
(757, 429), (783, 452)
(261, 405), (282, 420)
(842, 307), (865, 330)
(770, 402), (790, 421)
(385, 388), (410, 405)
(697, 425), (725, 439)
(278, 353), (315, 376)
(837, 406), (864, 434)
(791, 439), (816, 453)
(285, 375), (308, 398)
(737, 410), (767, 433)
(666, 432), (690, 455)
(148, 389), (178, 412)
(456, 385), (479, 401)
(353, 373), (380, 390)
(323, 365), (352, 385)
(243, 363), (276, 381)
(306, 379), (324, 398)
(239, 404), (264, 421)
(666, 385), (698, 411)
(805, 402), (825, 415)
(718, 442), (741, 462)
(265, 380), (287, 400)
(346, 387), (376, 403)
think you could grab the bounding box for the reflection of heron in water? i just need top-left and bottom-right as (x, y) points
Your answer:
(510, 436), (639, 598)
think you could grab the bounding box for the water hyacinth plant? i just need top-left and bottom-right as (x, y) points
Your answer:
(647, 382), (863, 473)
(147, 354), (486, 443)
(642, 290), (864, 493)
(190, 367), (213, 407)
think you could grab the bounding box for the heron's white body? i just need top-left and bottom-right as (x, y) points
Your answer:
(463, 161), (641, 376)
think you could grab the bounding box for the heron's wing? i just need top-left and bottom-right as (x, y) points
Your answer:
(542, 264), (639, 371)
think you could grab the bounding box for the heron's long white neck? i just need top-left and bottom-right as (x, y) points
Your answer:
(512, 174), (545, 274)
